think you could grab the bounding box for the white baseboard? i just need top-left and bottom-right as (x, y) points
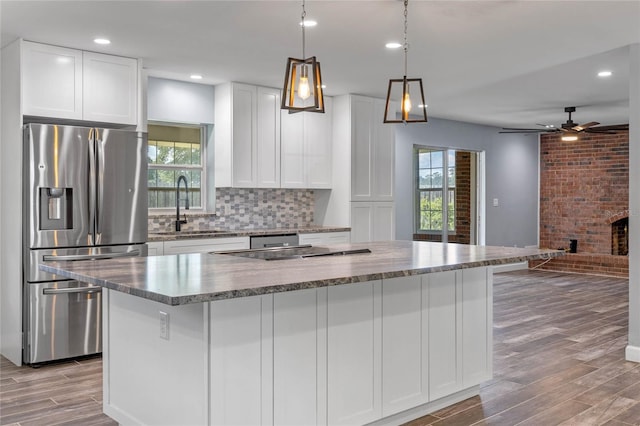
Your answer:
(626, 345), (640, 363)
(493, 261), (528, 274)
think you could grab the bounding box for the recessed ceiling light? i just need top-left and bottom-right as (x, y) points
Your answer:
(300, 20), (317, 27)
(418, 104), (427, 108)
(321, 84), (327, 89)
(598, 70), (612, 78)
(385, 42), (402, 49)
(93, 38), (111, 45)
(190, 74), (203, 80)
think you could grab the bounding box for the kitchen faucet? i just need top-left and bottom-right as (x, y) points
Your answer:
(175, 175), (189, 231)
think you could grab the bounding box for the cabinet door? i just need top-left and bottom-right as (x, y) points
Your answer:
(256, 87), (281, 188)
(280, 109), (305, 188)
(22, 41), (83, 119)
(427, 270), (462, 400)
(163, 237), (249, 255)
(381, 276), (429, 416)
(462, 267), (492, 387)
(232, 83), (257, 187)
(273, 289), (323, 426)
(373, 202), (395, 241)
(83, 52), (137, 125)
(306, 97), (333, 188)
(372, 99), (395, 200)
(350, 202), (373, 243)
(351, 96), (374, 200)
(146, 241), (164, 256)
(350, 202), (395, 243)
(211, 295), (273, 426)
(327, 281), (382, 425)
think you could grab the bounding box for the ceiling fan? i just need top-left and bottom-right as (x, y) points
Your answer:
(500, 107), (629, 139)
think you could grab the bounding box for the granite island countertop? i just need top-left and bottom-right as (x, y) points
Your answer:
(41, 241), (562, 306)
(147, 226), (351, 241)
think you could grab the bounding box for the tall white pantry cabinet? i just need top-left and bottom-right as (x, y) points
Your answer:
(0, 38), (142, 366)
(331, 95), (397, 242)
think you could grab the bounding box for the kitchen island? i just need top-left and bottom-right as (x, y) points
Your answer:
(42, 241), (561, 426)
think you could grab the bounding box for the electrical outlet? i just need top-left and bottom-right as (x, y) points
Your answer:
(493, 198), (499, 207)
(159, 311), (170, 340)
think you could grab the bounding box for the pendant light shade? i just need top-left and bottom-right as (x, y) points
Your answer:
(282, 56), (324, 113)
(384, 0), (427, 124)
(281, 0), (325, 114)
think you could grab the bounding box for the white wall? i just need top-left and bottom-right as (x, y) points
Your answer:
(147, 77), (214, 124)
(627, 43), (640, 362)
(395, 117), (539, 247)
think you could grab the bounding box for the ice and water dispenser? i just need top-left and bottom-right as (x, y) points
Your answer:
(39, 187), (73, 230)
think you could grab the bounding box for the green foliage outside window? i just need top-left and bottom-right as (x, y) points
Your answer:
(147, 124), (203, 209)
(417, 149), (456, 232)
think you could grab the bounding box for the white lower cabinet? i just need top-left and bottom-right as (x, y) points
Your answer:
(201, 268), (491, 426)
(162, 236), (249, 255)
(350, 202), (395, 243)
(382, 276), (429, 416)
(210, 294), (273, 426)
(427, 270), (462, 400)
(327, 281), (383, 425)
(146, 241), (164, 256)
(462, 268), (493, 387)
(273, 288), (326, 426)
(298, 231), (350, 245)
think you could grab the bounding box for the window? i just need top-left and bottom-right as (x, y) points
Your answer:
(147, 123), (205, 210)
(416, 148), (456, 233)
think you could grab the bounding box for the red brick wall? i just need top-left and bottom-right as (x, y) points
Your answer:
(539, 131), (628, 253)
(536, 130), (629, 276)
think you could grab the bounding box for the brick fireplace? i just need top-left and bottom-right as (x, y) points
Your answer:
(529, 130), (629, 277)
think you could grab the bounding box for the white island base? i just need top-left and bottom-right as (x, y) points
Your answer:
(102, 267), (493, 426)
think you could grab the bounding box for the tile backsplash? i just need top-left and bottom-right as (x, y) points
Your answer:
(148, 188), (314, 232)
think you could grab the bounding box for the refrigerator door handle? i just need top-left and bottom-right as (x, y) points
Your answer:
(88, 128), (97, 245)
(43, 250), (141, 261)
(43, 286), (102, 295)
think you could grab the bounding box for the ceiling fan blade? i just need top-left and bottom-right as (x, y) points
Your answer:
(587, 124), (629, 131)
(572, 121), (600, 131)
(500, 127), (558, 132)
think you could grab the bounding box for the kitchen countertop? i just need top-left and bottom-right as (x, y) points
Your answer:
(147, 226), (351, 241)
(41, 241), (562, 306)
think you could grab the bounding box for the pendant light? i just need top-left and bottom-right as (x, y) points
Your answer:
(384, 0), (427, 123)
(281, 0), (325, 114)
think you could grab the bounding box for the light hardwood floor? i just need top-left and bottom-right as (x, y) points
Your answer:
(1, 270), (639, 425)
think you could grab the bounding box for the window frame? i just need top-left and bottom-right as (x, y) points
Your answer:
(147, 121), (208, 213)
(414, 146), (456, 235)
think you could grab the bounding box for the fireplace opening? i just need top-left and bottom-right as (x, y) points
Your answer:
(611, 217), (628, 256)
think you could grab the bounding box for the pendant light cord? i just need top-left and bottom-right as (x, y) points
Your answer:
(301, 0), (306, 59)
(403, 0), (409, 76)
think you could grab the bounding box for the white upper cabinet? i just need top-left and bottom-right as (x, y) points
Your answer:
(281, 97), (333, 189)
(256, 86), (281, 188)
(216, 83), (281, 188)
(82, 52), (138, 125)
(22, 41), (138, 125)
(351, 95), (395, 201)
(22, 42), (83, 120)
(216, 82), (332, 189)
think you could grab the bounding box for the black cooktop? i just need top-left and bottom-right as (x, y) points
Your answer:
(216, 245), (371, 261)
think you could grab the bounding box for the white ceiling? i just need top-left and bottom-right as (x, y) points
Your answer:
(2, 0), (639, 129)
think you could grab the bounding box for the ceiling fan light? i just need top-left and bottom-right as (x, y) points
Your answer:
(562, 133), (578, 142)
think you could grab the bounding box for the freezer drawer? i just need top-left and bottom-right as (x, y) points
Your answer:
(25, 281), (102, 364)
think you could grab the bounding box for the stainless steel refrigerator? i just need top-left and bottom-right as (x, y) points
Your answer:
(23, 123), (148, 364)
